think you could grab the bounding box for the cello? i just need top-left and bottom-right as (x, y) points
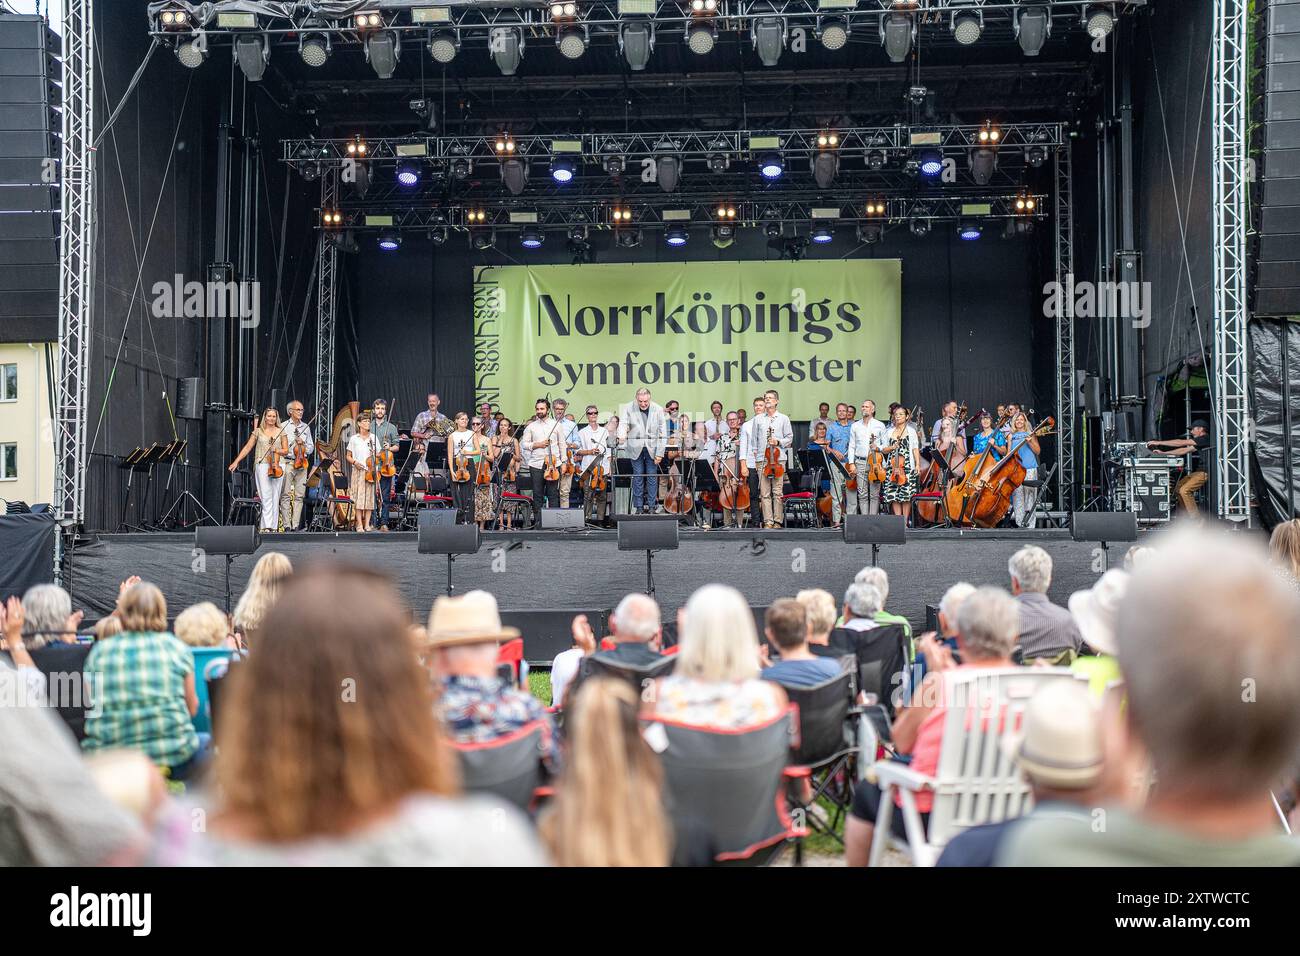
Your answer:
(944, 417), (1054, 528)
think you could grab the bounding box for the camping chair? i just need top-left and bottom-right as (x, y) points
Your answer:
(864, 666), (1077, 866)
(225, 471), (260, 526)
(496, 637), (529, 689)
(645, 706), (801, 865)
(827, 622), (909, 717)
(452, 719), (551, 814)
(190, 647), (235, 735)
(775, 669), (858, 864)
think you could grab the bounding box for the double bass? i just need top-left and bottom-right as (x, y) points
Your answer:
(944, 417), (1055, 528)
(914, 406), (975, 527)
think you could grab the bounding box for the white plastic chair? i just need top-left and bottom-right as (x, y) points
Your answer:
(865, 667), (1078, 866)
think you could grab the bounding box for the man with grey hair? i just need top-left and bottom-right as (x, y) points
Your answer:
(1008, 545), (1081, 663)
(1003, 526), (1300, 865)
(818, 582), (908, 712)
(854, 565), (913, 643)
(617, 387), (668, 514)
(936, 581), (976, 648)
(553, 594), (665, 707)
(3, 585), (92, 741)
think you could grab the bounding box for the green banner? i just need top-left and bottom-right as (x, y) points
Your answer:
(473, 258), (901, 421)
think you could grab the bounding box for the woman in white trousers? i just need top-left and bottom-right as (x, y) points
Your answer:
(229, 407), (288, 532)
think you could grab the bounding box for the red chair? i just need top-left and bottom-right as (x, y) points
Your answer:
(781, 491), (818, 527)
(496, 637), (526, 688)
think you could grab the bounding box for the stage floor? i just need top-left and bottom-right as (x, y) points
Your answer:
(67, 527), (1113, 662)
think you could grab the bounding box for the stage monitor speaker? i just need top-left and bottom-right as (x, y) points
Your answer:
(925, 603), (941, 634)
(417, 513), (479, 553)
(177, 377), (204, 420)
(1070, 511), (1138, 544)
(617, 516), (679, 551)
(500, 608), (608, 665)
(539, 508), (584, 530)
(195, 525), (260, 555)
(843, 514), (906, 545)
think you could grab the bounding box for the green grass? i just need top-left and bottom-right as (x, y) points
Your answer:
(528, 669), (552, 705)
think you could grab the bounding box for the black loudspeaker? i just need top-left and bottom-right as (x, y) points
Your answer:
(417, 513), (480, 554)
(1081, 374), (1104, 417)
(418, 508), (456, 528)
(500, 608), (608, 665)
(1257, 12), (1300, 316)
(843, 514), (907, 545)
(195, 524), (260, 555)
(925, 603), (941, 634)
(1070, 511), (1138, 544)
(617, 516), (679, 551)
(539, 508), (584, 530)
(177, 377), (204, 420)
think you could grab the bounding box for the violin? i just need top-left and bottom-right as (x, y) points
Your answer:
(265, 430), (285, 480)
(583, 461), (607, 493)
(364, 453), (379, 484)
(475, 446), (493, 485)
(452, 444), (472, 483)
(866, 437), (888, 484)
(888, 428), (908, 486)
(292, 430), (309, 471)
(379, 445), (396, 479)
(543, 450), (560, 482)
(762, 426), (785, 480)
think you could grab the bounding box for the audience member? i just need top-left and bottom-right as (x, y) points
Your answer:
(0, 584), (92, 741)
(1067, 569), (1129, 697)
(819, 582), (908, 709)
(935, 581), (975, 649)
(854, 566), (913, 642)
(231, 551), (292, 647)
(552, 593), (664, 707)
(174, 602), (234, 648)
(761, 598), (842, 687)
(1008, 545), (1083, 663)
(794, 588), (837, 649)
(1269, 518), (1300, 589)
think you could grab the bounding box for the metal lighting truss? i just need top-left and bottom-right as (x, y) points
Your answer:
(56, 0), (96, 537)
(1212, 0), (1250, 523)
(314, 166), (339, 442)
(1053, 138), (1075, 512)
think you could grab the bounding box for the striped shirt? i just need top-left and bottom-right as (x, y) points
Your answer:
(1015, 592), (1084, 660)
(82, 631), (198, 768)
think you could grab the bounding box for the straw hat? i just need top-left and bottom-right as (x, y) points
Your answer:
(1010, 681), (1104, 790)
(426, 590), (520, 648)
(1067, 568), (1130, 657)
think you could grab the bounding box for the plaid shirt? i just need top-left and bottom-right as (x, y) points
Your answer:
(438, 675), (556, 764)
(83, 631), (198, 767)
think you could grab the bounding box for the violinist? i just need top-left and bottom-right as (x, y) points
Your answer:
(756, 389), (794, 529)
(970, 412), (1009, 456)
(279, 400), (316, 532)
(345, 412), (378, 533)
(553, 398), (581, 510)
(577, 405), (611, 526)
(447, 411), (480, 525)
(228, 406), (288, 533)
(737, 396), (767, 527)
(469, 416), (496, 529)
(371, 398), (402, 531)
(713, 412), (745, 527)
(880, 405), (920, 521)
(1006, 411), (1043, 528)
(521, 398), (561, 523)
(491, 416), (522, 529)
(847, 399), (888, 516)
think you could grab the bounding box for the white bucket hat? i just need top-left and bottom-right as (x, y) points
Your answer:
(1067, 568), (1130, 657)
(1009, 680), (1104, 790)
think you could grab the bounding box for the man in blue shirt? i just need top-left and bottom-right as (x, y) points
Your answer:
(762, 598), (843, 688)
(820, 402), (854, 526)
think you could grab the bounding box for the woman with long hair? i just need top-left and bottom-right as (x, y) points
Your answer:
(880, 405), (919, 521)
(469, 414), (496, 530)
(492, 415), (521, 529)
(228, 407), (288, 532)
(345, 413), (378, 532)
(149, 568), (546, 865)
(1270, 518), (1300, 588)
(231, 551), (292, 648)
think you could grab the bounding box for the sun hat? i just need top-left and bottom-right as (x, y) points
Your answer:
(426, 590), (520, 648)
(1009, 681), (1104, 790)
(1067, 568), (1130, 657)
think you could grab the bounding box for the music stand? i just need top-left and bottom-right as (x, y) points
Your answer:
(117, 447), (147, 531)
(157, 439), (217, 529)
(136, 443), (170, 529)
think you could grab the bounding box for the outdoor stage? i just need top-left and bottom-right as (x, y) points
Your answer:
(65, 527), (1115, 664)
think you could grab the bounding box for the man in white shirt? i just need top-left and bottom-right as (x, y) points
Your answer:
(279, 399), (316, 531)
(553, 398), (581, 509)
(847, 399), (889, 515)
(576, 405), (611, 525)
(616, 387), (668, 514)
(932, 400), (959, 445)
(520, 398), (561, 524)
(754, 389), (793, 528)
(738, 395), (767, 527)
(702, 400), (726, 466)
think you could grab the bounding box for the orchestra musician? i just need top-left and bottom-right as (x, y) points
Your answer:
(703, 400), (726, 452)
(822, 402), (854, 525)
(754, 389), (794, 529)
(345, 412), (378, 533)
(470, 415), (495, 529)
(410, 392), (452, 476)
(971, 412), (1009, 456)
(713, 411), (745, 527)
(576, 404), (611, 526)
(1006, 410), (1043, 528)
(228, 407), (288, 533)
(521, 398), (562, 523)
(490, 415), (521, 530)
(370, 398), (402, 531)
(847, 399), (888, 516)
(279, 400), (315, 532)
(553, 398), (581, 509)
(738, 396), (767, 527)
(931, 400), (960, 445)
(446, 411), (480, 525)
(478, 401), (498, 438)
(880, 405), (920, 521)
(616, 387), (668, 515)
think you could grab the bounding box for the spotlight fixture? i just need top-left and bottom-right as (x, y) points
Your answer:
(396, 161), (421, 187)
(816, 131), (840, 148)
(881, 12), (914, 63)
(174, 34), (208, 68)
(429, 31), (459, 64)
(322, 210), (343, 228)
(866, 149), (887, 171)
(616, 228), (643, 249)
(611, 206), (634, 223)
(620, 22), (654, 71)
(451, 156), (472, 179)
(687, 22), (717, 55)
(758, 152), (784, 180)
(1027, 144), (1048, 168)
(550, 156), (577, 184)
(1085, 4), (1115, 40)
(909, 215), (931, 238)
(551, 1), (579, 18)
(918, 150), (943, 177)
(430, 226), (449, 246)
(715, 203), (737, 219)
(969, 148), (998, 186)
(234, 33), (270, 82)
(378, 230), (402, 251)
(711, 225), (736, 249)
(812, 152), (838, 190)
(568, 225), (589, 242)
(976, 123), (1002, 145)
(690, 0), (719, 12)
(365, 31), (400, 78)
(664, 226), (690, 247)
(1014, 194), (1038, 214)
(857, 223), (883, 244)
(819, 18), (848, 51)
(1016, 6), (1051, 57)
(602, 154), (626, 177)
(355, 11), (384, 30)
(764, 221), (783, 240)
(493, 135), (517, 156)
(706, 152), (729, 173)
(501, 158), (528, 196)
(466, 209), (489, 225)
(558, 28), (587, 59)
(656, 155), (681, 193)
(958, 222), (983, 241)
(472, 230), (497, 251)
(490, 26), (524, 75)
(951, 11), (982, 45)
(810, 223), (834, 244)
(159, 7), (191, 30)
(1004, 219), (1035, 239)
(346, 139), (368, 157)
(864, 200), (886, 217)
(299, 27), (331, 67)
(752, 17), (787, 67)
(520, 225), (545, 249)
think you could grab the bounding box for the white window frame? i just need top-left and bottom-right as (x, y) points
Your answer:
(0, 364), (16, 403)
(0, 443), (15, 481)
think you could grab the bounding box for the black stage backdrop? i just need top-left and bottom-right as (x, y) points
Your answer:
(1250, 317), (1300, 525)
(0, 513), (56, 600)
(348, 226), (1046, 429)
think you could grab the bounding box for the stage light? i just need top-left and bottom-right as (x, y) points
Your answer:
(691, 0), (719, 12)
(976, 123), (1001, 145)
(881, 12), (913, 63)
(299, 29), (331, 67)
(918, 150), (943, 177)
(494, 135), (516, 155)
(952, 11), (982, 45)
(864, 200), (886, 216)
(752, 17), (786, 67)
(1016, 6), (1051, 56)
(174, 34), (208, 68)
(378, 230), (402, 251)
(711, 225), (736, 249)
(958, 222), (983, 241)
(866, 149), (887, 170)
(551, 1), (579, 18)
(355, 11), (384, 30)
(910, 215), (931, 237)
(715, 203), (737, 219)
(664, 226), (689, 247)
(809, 223), (834, 245)
(520, 226), (545, 249)
(1027, 144), (1048, 168)
(1014, 194), (1038, 214)
(759, 153), (784, 180)
(558, 28), (588, 59)
(621, 22), (654, 70)
(429, 31), (459, 64)
(451, 156), (472, 179)
(351, 162), (371, 199)
(501, 158), (528, 196)
(472, 230), (497, 251)
(969, 148), (997, 186)
(159, 7), (190, 30)
(322, 210), (343, 228)
(816, 131), (840, 148)
(656, 155), (681, 192)
(706, 152), (729, 173)
(687, 22), (717, 54)
(365, 31), (401, 78)
(568, 225), (589, 242)
(611, 206), (633, 223)
(603, 154), (626, 176)
(812, 151), (838, 190)
(491, 27), (524, 75)
(819, 18), (848, 51)
(467, 209), (489, 224)
(764, 221), (782, 239)
(1085, 5), (1115, 40)
(857, 223), (883, 244)
(616, 228), (643, 249)
(430, 226), (449, 246)
(346, 138), (368, 157)
(550, 156), (577, 184)
(234, 33), (269, 82)
(396, 162), (421, 187)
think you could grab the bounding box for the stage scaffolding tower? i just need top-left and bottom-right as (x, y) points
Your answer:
(1054, 138), (1077, 513)
(314, 167), (339, 443)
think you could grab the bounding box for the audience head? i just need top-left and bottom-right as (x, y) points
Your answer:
(954, 587), (1019, 661)
(426, 589), (520, 678)
(20, 583), (73, 646)
(677, 584), (761, 683)
(1123, 544), (1157, 571)
(1117, 526), (1300, 802)
(1008, 545), (1052, 595)
(843, 582), (883, 621)
(794, 588), (837, 642)
(218, 567), (455, 841)
(93, 615), (123, 641)
(1067, 570), (1130, 657)
(1269, 518), (1300, 583)
(174, 602), (230, 648)
(1014, 682), (1104, 798)
(232, 552), (293, 643)
(610, 593), (661, 646)
(764, 599), (808, 653)
(937, 582), (975, 639)
(854, 566), (890, 606)
(116, 582), (168, 634)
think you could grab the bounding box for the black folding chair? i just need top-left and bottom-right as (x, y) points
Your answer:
(225, 471), (260, 526)
(822, 622), (910, 716)
(402, 471), (454, 530)
(452, 720), (551, 814)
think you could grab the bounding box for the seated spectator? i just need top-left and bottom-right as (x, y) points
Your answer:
(0, 584), (92, 741)
(937, 680), (1105, 866)
(1008, 545), (1082, 663)
(844, 586), (1019, 866)
(430, 590), (557, 765)
(552, 593), (664, 707)
(1269, 517), (1300, 590)
(854, 566), (913, 643)
(147, 568), (545, 866)
(539, 677), (713, 867)
(82, 582), (205, 782)
(794, 588), (837, 650)
(819, 582), (908, 709)
(1003, 527), (1300, 866)
(1067, 569), (1129, 697)
(231, 551), (292, 648)
(173, 602), (235, 649)
(761, 598), (841, 687)
(648, 584), (786, 728)
(934, 581), (975, 651)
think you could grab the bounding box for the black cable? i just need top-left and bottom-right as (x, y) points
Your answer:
(92, 38), (159, 150)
